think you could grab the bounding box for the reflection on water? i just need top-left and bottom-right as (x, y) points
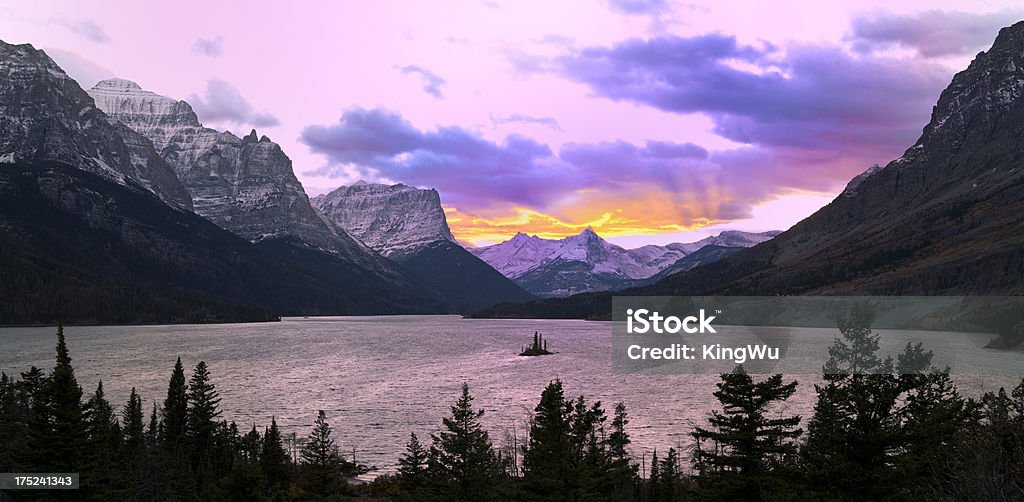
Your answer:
(1, 316), (1020, 477)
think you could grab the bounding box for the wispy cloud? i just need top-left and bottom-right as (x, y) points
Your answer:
(192, 36), (224, 58)
(52, 18), (110, 44)
(490, 113), (563, 131)
(398, 65), (447, 99)
(187, 79), (280, 128)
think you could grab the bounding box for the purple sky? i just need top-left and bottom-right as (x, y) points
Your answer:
(3, 1), (1021, 246)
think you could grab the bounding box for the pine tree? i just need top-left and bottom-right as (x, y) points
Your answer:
(802, 301), (969, 499)
(85, 380), (126, 499)
(163, 357), (188, 451)
(122, 387), (145, 454)
(522, 379), (574, 499)
(429, 382), (502, 501)
(27, 325), (87, 473)
(261, 417), (292, 496)
(186, 361), (222, 460)
(298, 410), (346, 498)
(607, 402), (637, 499)
(691, 365), (801, 500)
(397, 432), (429, 492)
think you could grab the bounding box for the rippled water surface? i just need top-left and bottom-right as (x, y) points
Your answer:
(1, 316), (1021, 477)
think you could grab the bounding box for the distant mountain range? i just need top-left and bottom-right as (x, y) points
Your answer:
(472, 21), (1024, 320)
(470, 228), (779, 297)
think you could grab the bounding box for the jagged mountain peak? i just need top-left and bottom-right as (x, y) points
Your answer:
(0, 41), (192, 209)
(470, 228), (778, 296)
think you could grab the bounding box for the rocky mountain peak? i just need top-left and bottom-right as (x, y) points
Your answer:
(312, 182), (457, 257)
(0, 41), (192, 209)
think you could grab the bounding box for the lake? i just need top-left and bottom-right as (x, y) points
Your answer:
(1, 316), (1021, 478)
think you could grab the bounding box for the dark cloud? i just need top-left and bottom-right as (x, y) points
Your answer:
(848, 10), (1023, 58)
(187, 79), (280, 128)
(399, 65), (446, 99)
(558, 34), (950, 155)
(301, 107), (563, 208)
(490, 113), (563, 130)
(192, 36), (224, 58)
(53, 18), (110, 44)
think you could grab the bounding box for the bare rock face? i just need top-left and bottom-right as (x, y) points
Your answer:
(88, 78), (384, 268)
(0, 41), (192, 209)
(312, 182), (535, 309)
(311, 182), (456, 257)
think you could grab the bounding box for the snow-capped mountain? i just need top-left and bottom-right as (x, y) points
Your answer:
(0, 43), (191, 209)
(312, 182), (455, 257)
(470, 228), (779, 297)
(313, 182), (534, 309)
(87, 78), (387, 267)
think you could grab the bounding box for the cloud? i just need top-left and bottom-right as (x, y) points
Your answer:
(192, 36), (224, 58)
(399, 65), (447, 99)
(300, 107), (857, 245)
(490, 113), (563, 130)
(301, 107), (562, 208)
(44, 48), (114, 89)
(848, 10), (1023, 58)
(187, 79), (280, 128)
(607, 0), (668, 16)
(52, 18), (110, 43)
(557, 33), (950, 155)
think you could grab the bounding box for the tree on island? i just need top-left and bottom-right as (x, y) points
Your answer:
(521, 331), (553, 356)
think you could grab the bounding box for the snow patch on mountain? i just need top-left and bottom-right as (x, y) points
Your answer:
(470, 228), (780, 296)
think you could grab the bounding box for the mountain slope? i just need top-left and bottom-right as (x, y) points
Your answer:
(471, 21), (1024, 319)
(0, 41), (192, 209)
(470, 228), (778, 297)
(313, 182), (534, 309)
(0, 161), (443, 324)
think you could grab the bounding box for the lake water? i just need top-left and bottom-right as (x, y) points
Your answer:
(1, 316), (1022, 478)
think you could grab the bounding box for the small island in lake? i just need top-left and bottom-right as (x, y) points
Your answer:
(520, 331), (554, 356)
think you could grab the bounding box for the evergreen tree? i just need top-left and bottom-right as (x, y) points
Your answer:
(691, 365), (802, 500)
(397, 432), (429, 492)
(186, 361), (222, 457)
(522, 379), (574, 499)
(27, 325), (87, 473)
(607, 403), (637, 499)
(261, 417), (293, 496)
(653, 448), (683, 502)
(186, 360), (222, 494)
(428, 382), (502, 501)
(522, 379), (623, 501)
(802, 301), (969, 499)
(122, 387), (145, 454)
(297, 410), (347, 499)
(163, 357), (188, 451)
(85, 380), (126, 500)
